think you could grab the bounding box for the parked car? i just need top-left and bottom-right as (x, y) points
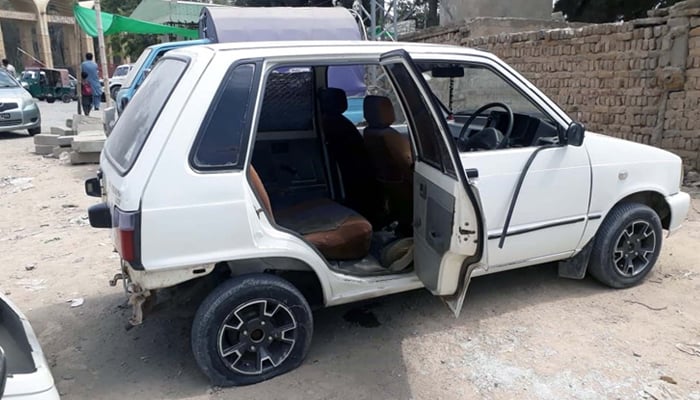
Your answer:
(0, 69), (41, 136)
(85, 41), (690, 387)
(107, 63), (132, 101)
(0, 293), (60, 400)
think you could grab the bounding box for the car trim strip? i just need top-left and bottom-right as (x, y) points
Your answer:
(488, 216), (588, 240)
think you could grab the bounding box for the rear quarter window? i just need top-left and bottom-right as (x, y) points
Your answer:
(105, 58), (188, 175)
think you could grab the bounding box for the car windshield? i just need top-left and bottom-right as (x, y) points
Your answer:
(0, 70), (18, 88)
(113, 66), (130, 77)
(420, 62), (547, 120)
(121, 49), (152, 88)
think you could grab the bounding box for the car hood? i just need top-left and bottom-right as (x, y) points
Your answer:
(583, 131), (681, 165)
(0, 86), (33, 105)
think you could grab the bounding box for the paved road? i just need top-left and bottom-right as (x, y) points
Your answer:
(36, 100), (104, 134)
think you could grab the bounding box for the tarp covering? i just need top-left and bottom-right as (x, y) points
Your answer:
(199, 6), (366, 96)
(73, 4), (198, 39)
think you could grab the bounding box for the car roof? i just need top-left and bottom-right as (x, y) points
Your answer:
(170, 40), (495, 61)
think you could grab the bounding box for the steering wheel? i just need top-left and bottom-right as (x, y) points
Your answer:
(457, 102), (515, 150)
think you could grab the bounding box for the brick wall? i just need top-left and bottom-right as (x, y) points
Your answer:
(402, 0), (700, 171)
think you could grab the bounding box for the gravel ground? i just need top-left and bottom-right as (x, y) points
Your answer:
(0, 101), (699, 400)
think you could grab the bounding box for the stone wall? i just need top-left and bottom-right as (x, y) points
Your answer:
(402, 0), (700, 171)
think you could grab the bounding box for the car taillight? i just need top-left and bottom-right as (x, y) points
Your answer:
(113, 207), (140, 264)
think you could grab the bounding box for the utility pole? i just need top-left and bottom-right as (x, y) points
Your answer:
(94, 0), (111, 111)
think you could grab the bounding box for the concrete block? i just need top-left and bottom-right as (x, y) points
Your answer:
(34, 144), (55, 155)
(57, 136), (74, 147)
(70, 151), (100, 165)
(72, 114), (104, 134)
(71, 134), (106, 153)
(33, 134), (59, 146)
(50, 126), (73, 136)
(77, 129), (105, 137)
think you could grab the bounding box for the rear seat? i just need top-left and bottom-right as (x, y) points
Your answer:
(249, 166), (372, 260)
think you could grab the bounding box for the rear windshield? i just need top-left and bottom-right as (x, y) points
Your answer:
(105, 58), (187, 174)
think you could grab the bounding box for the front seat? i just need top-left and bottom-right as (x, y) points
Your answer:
(362, 95), (414, 236)
(318, 87), (384, 227)
(248, 166), (373, 260)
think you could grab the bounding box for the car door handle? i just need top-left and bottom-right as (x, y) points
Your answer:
(465, 168), (479, 179)
(419, 182), (427, 199)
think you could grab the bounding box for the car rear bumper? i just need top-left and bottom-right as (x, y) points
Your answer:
(0, 105), (40, 132)
(666, 191), (691, 236)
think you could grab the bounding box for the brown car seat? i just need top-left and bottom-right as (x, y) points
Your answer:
(362, 95), (413, 236)
(319, 87), (384, 227)
(248, 166), (372, 260)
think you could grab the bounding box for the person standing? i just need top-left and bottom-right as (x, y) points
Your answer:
(80, 71), (93, 116)
(1, 59), (16, 78)
(80, 53), (103, 111)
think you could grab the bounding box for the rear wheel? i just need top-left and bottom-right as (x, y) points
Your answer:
(61, 93), (72, 103)
(45, 96), (55, 104)
(191, 273), (313, 387)
(588, 202), (662, 288)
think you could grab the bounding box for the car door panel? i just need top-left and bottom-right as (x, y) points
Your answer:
(413, 170), (456, 291)
(461, 145), (591, 267)
(380, 50), (484, 316)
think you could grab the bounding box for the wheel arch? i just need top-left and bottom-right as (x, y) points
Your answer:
(612, 190), (671, 229)
(219, 257), (326, 309)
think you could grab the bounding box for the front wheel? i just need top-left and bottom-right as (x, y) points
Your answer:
(588, 202), (662, 288)
(191, 273), (313, 387)
(110, 86), (120, 101)
(27, 127), (41, 136)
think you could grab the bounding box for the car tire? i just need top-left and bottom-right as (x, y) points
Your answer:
(61, 94), (72, 103)
(110, 86), (120, 101)
(46, 97), (55, 104)
(191, 273), (313, 387)
(27, 127), (41, 136)
(588, 202), (662, 288)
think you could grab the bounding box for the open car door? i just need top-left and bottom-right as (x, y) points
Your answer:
(380, 50), (485, 316)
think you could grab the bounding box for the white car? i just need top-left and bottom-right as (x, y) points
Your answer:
(84, 41), (690, 387)
(107, 64), (132, 101)
(0, 294), (59, 399)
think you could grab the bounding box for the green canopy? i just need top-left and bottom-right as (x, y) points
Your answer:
(73, 4), (198, 39)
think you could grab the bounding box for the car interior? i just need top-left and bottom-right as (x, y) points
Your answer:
(247, 62), (559, 277)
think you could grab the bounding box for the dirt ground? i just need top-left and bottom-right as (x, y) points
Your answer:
(1, 103), (699, 400)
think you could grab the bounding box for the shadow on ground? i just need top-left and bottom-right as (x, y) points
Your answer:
(27, 263), (610, 400)
(0, 131), (30, 141)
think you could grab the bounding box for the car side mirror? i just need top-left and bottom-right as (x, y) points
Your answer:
(0, 346), (7, 398)
(143, 68), (151, 78)
(564, 122), (585, 147)
(21, 81), (29, 89)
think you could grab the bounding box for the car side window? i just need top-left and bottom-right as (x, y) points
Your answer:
(385, 63), (454, 175)
(191, 63), (257, 170)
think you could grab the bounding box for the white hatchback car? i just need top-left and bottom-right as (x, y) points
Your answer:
(85, 41), (690, 386)
(0, 294), (60, 400)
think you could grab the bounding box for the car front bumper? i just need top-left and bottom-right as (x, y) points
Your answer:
(0, 104), (40, 133)
(666, 191), (691, 235)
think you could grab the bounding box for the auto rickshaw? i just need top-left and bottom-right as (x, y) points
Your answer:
(19, 67), (75, 103)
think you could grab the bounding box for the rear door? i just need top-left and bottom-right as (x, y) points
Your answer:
(380, 50), (484, 316)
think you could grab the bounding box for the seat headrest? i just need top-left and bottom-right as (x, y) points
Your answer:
(364, 95), (395, 129)
(319, 87), (348, 115)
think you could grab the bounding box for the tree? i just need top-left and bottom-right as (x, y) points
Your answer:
(101, 0), (159, 61)
(554, 0), (684, 22)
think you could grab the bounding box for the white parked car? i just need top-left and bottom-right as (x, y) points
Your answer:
(0, 293), (60, 399)
(107, 64), (132, 101)
(85, 41), (690, 386)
